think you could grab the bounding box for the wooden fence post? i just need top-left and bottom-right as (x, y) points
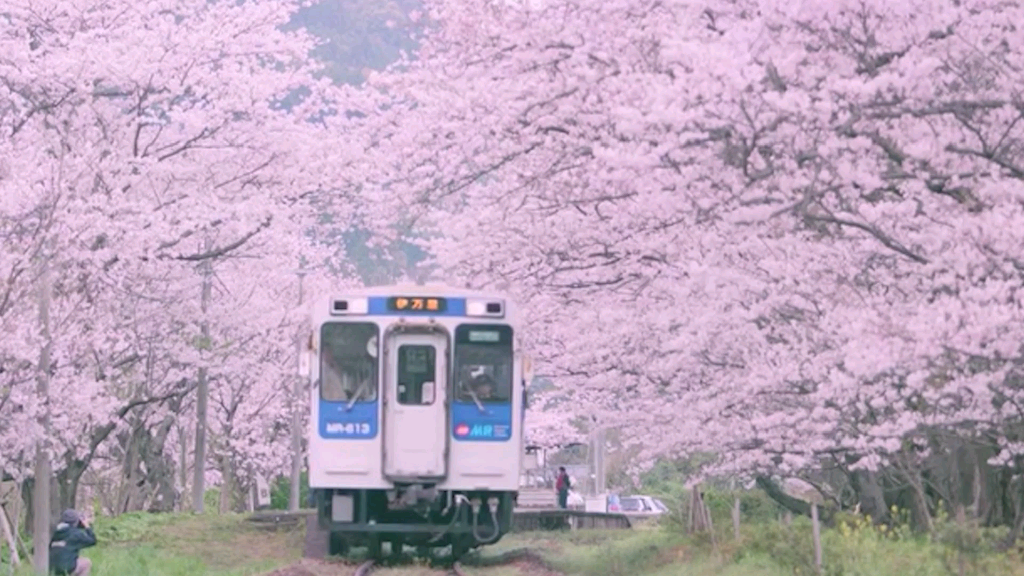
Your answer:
(1, 503), (20, 569)
(811, 503), (822, 574)
(732, 497), (741, 541)
(687, 486), (712, 533)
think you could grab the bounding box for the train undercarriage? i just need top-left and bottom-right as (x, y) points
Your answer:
(305, 485), (517, 560)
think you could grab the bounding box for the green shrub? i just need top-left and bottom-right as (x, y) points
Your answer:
(742, 516), (819, 573)
(269, 471), (309, 510)
(656, 486), (783, 537)
(91, 510), (187, 543)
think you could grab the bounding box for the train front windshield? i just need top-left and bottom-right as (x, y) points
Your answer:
(320, 322), (379, 403)
(453, 324), (513, 404)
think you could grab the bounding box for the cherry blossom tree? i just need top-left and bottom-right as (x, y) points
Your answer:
(1, 0), (373, 539)
(356, 0), (1024, 532)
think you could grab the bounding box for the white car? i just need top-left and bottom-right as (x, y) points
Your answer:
(609, 494), (669, 518)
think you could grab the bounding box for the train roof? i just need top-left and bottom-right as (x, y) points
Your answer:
(320, 283), (514, 300)
(309, 283), (520, 323)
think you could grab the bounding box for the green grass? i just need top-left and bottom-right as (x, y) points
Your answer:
(5, 511), (303, 576)
(483, 516), (1024, 576)
(5, 509), (1024, 576)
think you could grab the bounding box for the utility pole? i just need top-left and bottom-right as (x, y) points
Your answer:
(192, 243), (213, 513)
(32, 243), (53, 575)
(289, 269), (312, 512)
(591, 425), (607, 496)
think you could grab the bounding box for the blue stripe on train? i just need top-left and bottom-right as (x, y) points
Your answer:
(318, 400), (379, 439)
(317, 398), (513, 442)
(451, 401), (512, 442)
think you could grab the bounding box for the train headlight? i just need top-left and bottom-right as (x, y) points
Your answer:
(331, 297), (368, 315)
(466, 299), (505, 318)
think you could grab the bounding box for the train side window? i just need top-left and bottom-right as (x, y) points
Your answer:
(453, 324), (513, 404)
(320, 322), (379, 403)
(397, 344), (436, 405)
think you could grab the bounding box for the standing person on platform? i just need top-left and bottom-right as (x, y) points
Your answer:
(555, 467), (571, 509)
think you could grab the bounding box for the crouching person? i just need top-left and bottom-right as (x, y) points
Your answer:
(49, 509), (96, 576)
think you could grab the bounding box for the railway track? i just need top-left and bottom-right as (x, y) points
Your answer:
(346, 547), (552, 576)
(301, 517), (554, 576)
(351, 558), (469, 576)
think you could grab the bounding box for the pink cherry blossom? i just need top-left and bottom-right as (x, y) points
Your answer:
(355, 0), (1024, 496)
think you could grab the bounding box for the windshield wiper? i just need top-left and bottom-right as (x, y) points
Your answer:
(345, 382), (368, 412)
(466, 389), (488, 414)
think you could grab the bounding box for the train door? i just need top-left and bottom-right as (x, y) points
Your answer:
(382, 331), (449, 479)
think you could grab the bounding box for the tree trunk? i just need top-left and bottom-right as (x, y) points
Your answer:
(849, 469), (890, 524)
(20, 478), (59, 534)
(217, 457), (251, 514)
(143, 417), (179, 513)
(20, 481), (32, 536)
(218, 456), (234, 514)
(139, 416), (178, 512)
(993, 468), (1015, 526)
(116, 414), (179, 513)
(236, 477), (253, 513)
(907, 473), (934, 532)
(755, 476), (835, 526)
(117, 426), (143, 513)
(192, 253), (213, 513)
(177, 424), (189, 511)
(999, 477), (1024, 550)
(55, 463), (84, 513)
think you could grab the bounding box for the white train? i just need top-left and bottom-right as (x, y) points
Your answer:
(304, 284), (530, 559)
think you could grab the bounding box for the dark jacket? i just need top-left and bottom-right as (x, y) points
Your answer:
(49, 521), (96, 574)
